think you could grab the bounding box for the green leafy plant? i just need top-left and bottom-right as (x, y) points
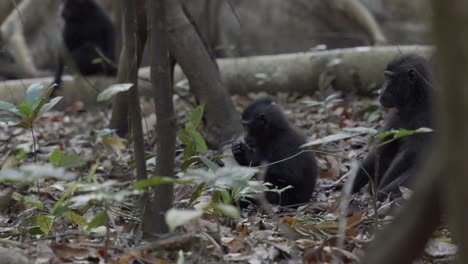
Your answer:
(0, 164), (77, 235)
(161, 166), (269, 232)
(49, 148), (87, 169)
(303, 93), (343, 116)
(186, 166), (266, 206)
(178, 105), (208, 170)
(96, 83), (134, 102)
(375, 127), (433, 147)
(0, 83), (62, 161)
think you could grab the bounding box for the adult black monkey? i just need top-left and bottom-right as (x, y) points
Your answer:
(352, 55), (434, 199)
(54, 0), (117, 87)
(232, 97), (319, 206)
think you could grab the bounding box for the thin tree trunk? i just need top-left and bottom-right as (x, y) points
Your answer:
(121, 0), (147, 183)
(432, 1), (468, 262)
(110, 0), (147, 137)
(142, 0), (176, 236)
(165, 0), (241, 148)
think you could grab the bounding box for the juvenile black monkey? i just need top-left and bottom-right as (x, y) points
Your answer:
(54, 0), (117, 87)
(352, 55), (434, 199)
(232, 97), (318, 206)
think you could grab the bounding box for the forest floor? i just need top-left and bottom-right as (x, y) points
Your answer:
(0, 93), (456, 263)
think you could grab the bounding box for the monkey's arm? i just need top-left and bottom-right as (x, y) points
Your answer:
(378, 150), (416, 195)
(352, 117), (400, 193)
(352, 151), (377, 193)
(378, 170), (413, 200)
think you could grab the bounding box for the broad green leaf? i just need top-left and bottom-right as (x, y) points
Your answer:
(97, 83), (134, 102)
(395, 127), (433, 139)
(52, 183), (81, 214)
(16, 149), (28, 160)
(133, 176), (193, 189)
(35, 215), (54, 235)
(188, 183), (205, 206)
(30, 86), (56, 121)
(213, 204), (239, 219)
(217, 188), (232, 204)
(183, 141), (195, 160)
(49, 148), (62, 165)
(376, 130), (396, 140)
(11, 192), (44, 210)
(27, 227), (44, 235)
(25, 83), (44, 109)
(24, 195), (44, 210)
(376, 128), (433, 141)
(185, 166), (258, 188)
(52, 152), (86, 169)
(70, 190), (140, 205)
(198, 156), (220, 171)
(0, 101), (22, 117)
(177, 129), (191, 145)
(302, 133), (353, 147)
(52, 206), (70, 216)
(0, 164), (76, 182)
(184, 168), (216, 182)
(193, 132), (207, 153)
(16, 101), (31, 117)
(86, 163), (99, 183)
(180, 156), (200, 171)
(165, 208), (203, 232)
(64, 211), (86, 227)
(188, 104), (205, 130)
(86, 211), (105, 232)
(36, 96), (62, 119)
(102, 136), (125, 150)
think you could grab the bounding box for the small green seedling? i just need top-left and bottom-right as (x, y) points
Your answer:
(0, 83), (62, 161)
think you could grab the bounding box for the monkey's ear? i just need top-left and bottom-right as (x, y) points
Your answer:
(408, 69), (417, 84)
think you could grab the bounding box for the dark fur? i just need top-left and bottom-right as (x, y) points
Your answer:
(54, 0), (116, 87)
(232, 97), (318, 206)
(352, 55), (434, 199)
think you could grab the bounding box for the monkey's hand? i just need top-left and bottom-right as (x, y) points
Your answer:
(232, 141), (254, 166)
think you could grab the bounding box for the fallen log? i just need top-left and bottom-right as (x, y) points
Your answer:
(0, 45), (431, 108)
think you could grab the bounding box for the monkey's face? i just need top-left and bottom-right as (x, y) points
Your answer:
(378, 70), (397, 108)
(241, 113), (268, 147)
(379, 68), (416, 108)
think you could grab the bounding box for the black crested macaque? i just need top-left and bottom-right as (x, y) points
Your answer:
(54, 0), (117, 87)
(231, 97), (318, 206)
(352, 55), (434, 199)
